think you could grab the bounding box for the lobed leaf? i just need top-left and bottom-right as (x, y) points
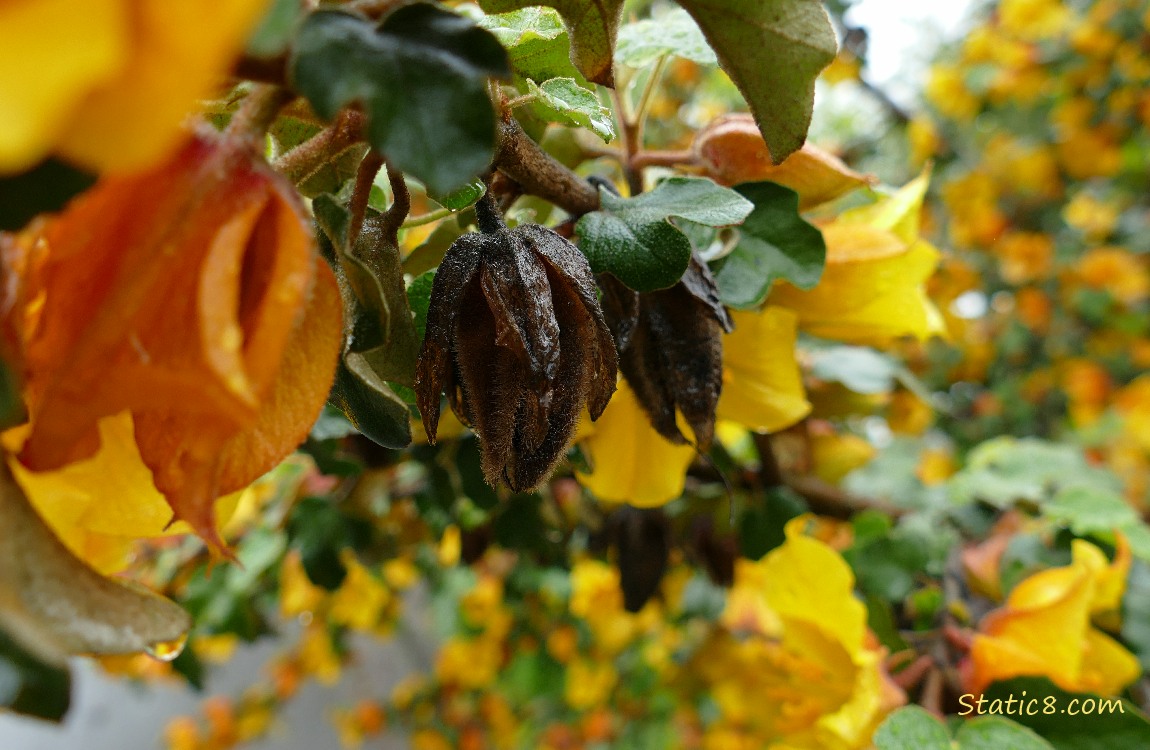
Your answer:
(525, 77), (616, 142)
(479, 0), (626, 85)
(712, 181), (825, 308)
(674, 0), (837, 162)
(291, 6), (510, 195)
(576, 177), (753, 291)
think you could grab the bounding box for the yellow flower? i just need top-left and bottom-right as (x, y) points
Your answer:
(578, 307), (810, 507)
(999, 0), (1072, 40)
(570, 558), (638, 654)
(702, 528), (902, 749)
(717, 307), (811, 432)
(1074, 246), (1150, 305)
(968, 540), (1139, 696)
(995, 231), (1054, 284)
(0, 0), (271, 174)
(576, 381), (696, 507)
(770, 172), (947, 347)
(925, 65), (981, 121)
(564, 658), (618, 710)
(1064, 192), (1121, 240)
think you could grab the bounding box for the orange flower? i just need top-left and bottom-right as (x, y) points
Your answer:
(1073, 246), (1150, 305)
(2, 127), (342, 549)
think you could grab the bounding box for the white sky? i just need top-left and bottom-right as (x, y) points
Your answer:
(846, 0), (979, 107)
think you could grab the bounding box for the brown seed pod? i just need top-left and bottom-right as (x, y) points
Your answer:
(415, 194), (617, 492)
(599, 254), (733, 449)
(612, 506), (671, 613)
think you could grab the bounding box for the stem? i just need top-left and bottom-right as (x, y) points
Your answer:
(505, 93), (538, 110)
(631, 148), (697, 170)
(348, 151), (384, 247)
(610, 88), (643, 196)
(274, 110), (366, 184)
(493, 115), (599, 217)
(474, 190), (506, 234)
(380, 159), (411, 238)
(632, 55), (668, 145)
(401, 207), (455, 229)
(225, 85), (293, 143)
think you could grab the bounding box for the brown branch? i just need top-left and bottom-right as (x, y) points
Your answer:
(631, 149), (697, 170)
(232, 54), (290, 88)
(379, 159), (411, 238)
(493, 116), (600, 218)
(783, 472), (907, 520)
(348, 151), (385, 247)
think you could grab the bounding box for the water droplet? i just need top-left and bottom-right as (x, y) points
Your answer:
(145, 632), (188, 663)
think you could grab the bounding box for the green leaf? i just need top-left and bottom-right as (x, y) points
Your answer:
(0, 158), (95, 231)
(615, 8), (717, 67)
(1044, 485), (1140, 536)
(479, 0), (625, 85)
(525, 77), (615, 142)
(947, 437), (1122, 509)
(478, 7), (582, 82)
(1122, 561), (1150, 670)
(809, 346), (898, 395)
(956, 717), (1056, 750)
(290, 6), (510, 194)
(713, 181), (825, 308)
(0, 629), (70, 722)
(329, 352), (413, 450)
(407, 270), (437, 341)
(873, 706), (951, 750)
(982, 677), (1150, 750)
(575, 177), (753, 291)
(429, 178), (487, 211)
(673, 0), (837, 162)
(246, 0), (303, 57)
(0, 356), (25, 433)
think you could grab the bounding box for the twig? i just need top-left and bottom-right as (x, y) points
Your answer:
(631, 149), (697, 170)
(783, 472), (907, 519)
(225, 84), (294, 143)
(493, 115), (599, 217)
(274, 110), (366, 184)
(380, 159), (412, 238)
(348, 151), (385, 246)
(610, 88), (643, 196)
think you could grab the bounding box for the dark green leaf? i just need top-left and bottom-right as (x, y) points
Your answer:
(0, 158), (95, 231)
(407, 270), (437, 341)
(246, 0), (304, 57)
(576, 177), (753, 291)
(479, 0), (626, 85)
(673, 0), (837, 161)
(713, 181), (825, 308)
(291, 6), (509, 194)
(738, 487), (807, 559)
(526, 77), (615, 142)
(1122, 561), (1150, 671)
(429, 178), (486, 211)
(983, 677), (1150, 750)
(0, 629), (70, 722)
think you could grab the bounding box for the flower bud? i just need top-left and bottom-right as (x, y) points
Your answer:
(415, 196), (617, 492)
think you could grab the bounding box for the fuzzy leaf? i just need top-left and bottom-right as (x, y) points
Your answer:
(479, 0), (625, 85)
(576, 177), (752, 291)
(674, 0), (837, 161)
(291, 6), (510, 194)
(526, 77), (615, 142)
(713, 181), (824, 308)
(615, 8), (716, 67)
(479, 7), (582, 82)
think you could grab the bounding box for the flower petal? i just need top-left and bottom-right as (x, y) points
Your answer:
(717, 306), (811, 432)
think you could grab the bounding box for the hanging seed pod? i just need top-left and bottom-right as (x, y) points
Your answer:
(612, 505), (671, 613)
(599, 253), (733, 449)
(415, 193), (617, 492)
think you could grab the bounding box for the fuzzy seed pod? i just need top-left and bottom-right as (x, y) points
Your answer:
(415, 194), (617, 492)
(599, 254), (733, 449)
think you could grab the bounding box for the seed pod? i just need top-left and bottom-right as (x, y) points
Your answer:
(599, 254), (732, 449)
(415, 194), (617, 492)
(612, 506), (671, 613)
